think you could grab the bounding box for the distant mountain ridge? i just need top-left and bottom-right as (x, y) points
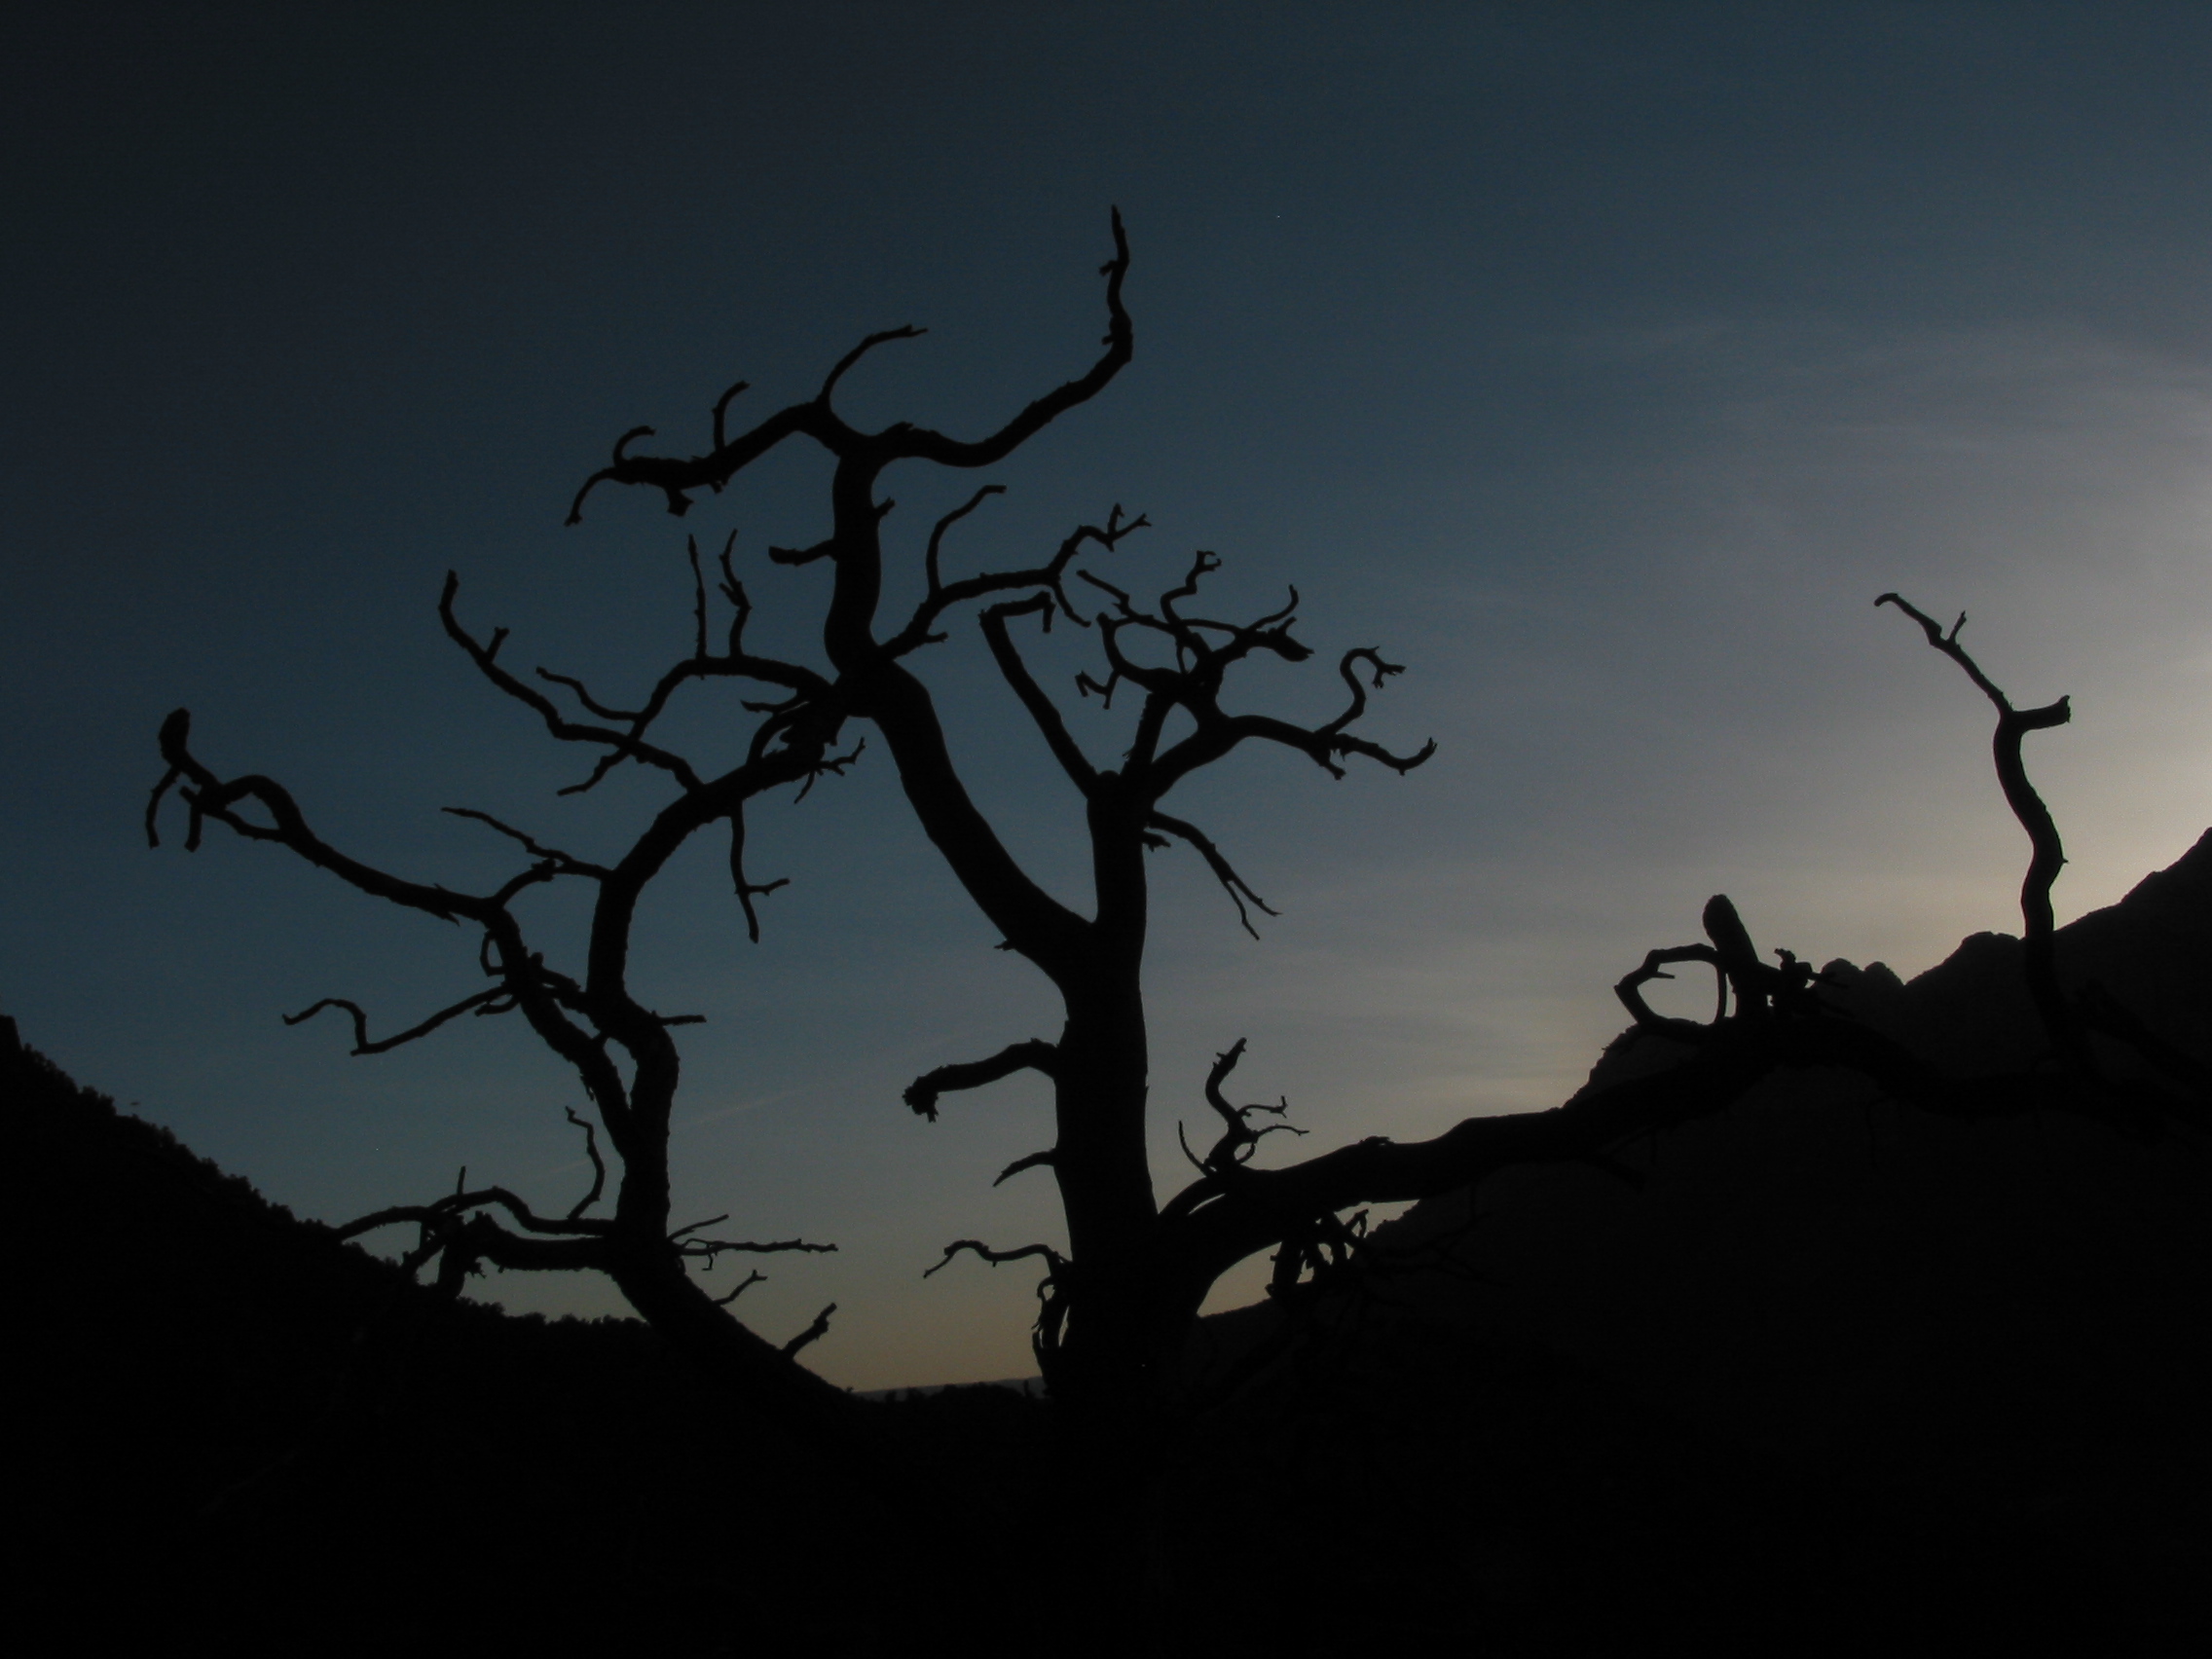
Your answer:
(1212, 835), (2212, 1530)
(1568, 824), (2212, 1099)
(1172, 833), (2212, 1648)
(1787, 822), (2212, 1078)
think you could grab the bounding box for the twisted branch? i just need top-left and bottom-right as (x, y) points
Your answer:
(337, 1183), (614, 1242)
(1879, 593), (2081, 1071)
(566, 209), (1134, 523)
(439, 574), (706, 795)
(563, 1106), (607, 1220)
(891, 499), (1150, 659)
(923, 1238), (1066, 1278)
(903, 1039), (1060, 1121)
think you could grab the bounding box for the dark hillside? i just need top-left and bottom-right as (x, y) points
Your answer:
(1179, 835), (2212, 1651)
(15, 815), (2212, 1653)
(1823, 825), (2212, 1078)
(0, 1019), (1044, 1652)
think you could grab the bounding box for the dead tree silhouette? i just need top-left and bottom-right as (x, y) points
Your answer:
(571, 213), (2211, 1424)
(147, 550), (862, 1423)
(150, 212), (2210, 1460)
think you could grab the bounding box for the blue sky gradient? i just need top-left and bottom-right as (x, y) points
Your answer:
(9, 3), (2212, 1385)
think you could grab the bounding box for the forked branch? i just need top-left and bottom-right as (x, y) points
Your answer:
(1148, 811), (1278, 939)
(439, 574), (707, 795)
(284, 990), (513, 1056)
(337, 1181), (614, 1243)
(566, 209), (1134, 523)
(892, 498), (1151, 659)
(1197, 1038), (1306, 1173)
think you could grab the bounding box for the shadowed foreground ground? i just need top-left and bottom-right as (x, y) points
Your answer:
(12, 821), (2212, 1656)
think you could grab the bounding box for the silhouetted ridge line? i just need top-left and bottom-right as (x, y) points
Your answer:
(4, 1014), (1056, 1652)
(3, 1012), (328, 1237)
(1164, 833), (2212, 1648)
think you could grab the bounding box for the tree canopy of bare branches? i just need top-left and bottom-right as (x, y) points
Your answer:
(150, 541), (860, 1421)
(571, 213), (2211, 1419)
(155, 211), (2211, 1445)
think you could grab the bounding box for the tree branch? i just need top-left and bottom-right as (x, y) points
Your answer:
(822, 326), (926, 408)
(674, 1232), (839, 1265)
(884, 207), (1133, 470)
(923, 1239), (1066, 1278)
(1878, 592), (2081, 1070)
(979, 595), (1099, 792)
(1320, 647), (1410, 736)
(337, 1183), (614, 1242)
(726, 808), (789, 943)
(903, 1039), (1060, 1121)
(567, 401), (822, 524)
(888, 499), (1149, 657)
(439, 574), (706, 794)
(1147, 811), (1277, 939)
(1177, 711), (1437, 787)
(442, 808), (611, 878)
(564, 1106), (607, 1220)
(993, 1149), (1058, 1187)
(1197, 1039), (1304, 1171)
(565, 209), (1133, 523)
(712, 1269), (768, 1307)
(780, 1303), (838, 1359)
(151, 708), (487, 925)
(924, 484), (1008, 602)
(283, 990), (512, 1056)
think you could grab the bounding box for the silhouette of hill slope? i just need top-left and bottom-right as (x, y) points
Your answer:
(15, 820), (2212, 1651)
(0, 1018), (1046, 1651)
(1823, 823), (2212, 1078)
(1179, 832), (2212, 1650)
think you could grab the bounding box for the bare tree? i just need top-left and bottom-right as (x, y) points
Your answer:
(148, 544), (863, 1422)
(153, 210), (2207, 1454)
(573, 214), (2210, 1423)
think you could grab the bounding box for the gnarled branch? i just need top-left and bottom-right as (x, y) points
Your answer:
(903, 1039), (1060, 1121)
(566, 209), (1133, 523)
(337, 1182), (614, 1242)
(923, 1238), (1066, 1278)
(890, 499), (1150, 659)
(1879, 592), (2081, 1071)
(1614, 944), (1725, 1042)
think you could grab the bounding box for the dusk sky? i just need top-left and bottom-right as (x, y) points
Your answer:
(11, 3), (2212, 1388)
